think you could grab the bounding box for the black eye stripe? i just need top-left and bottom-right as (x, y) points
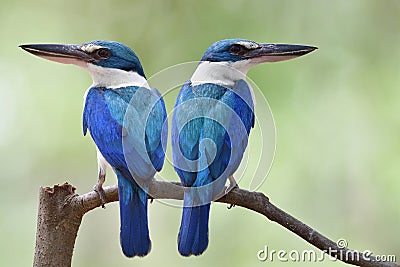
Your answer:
(93, 48), (111, 59)
(229, 44), (249, 54)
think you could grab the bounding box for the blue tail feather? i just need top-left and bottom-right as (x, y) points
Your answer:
(178, 196), (210, 256)
(117, 174), (151, 257)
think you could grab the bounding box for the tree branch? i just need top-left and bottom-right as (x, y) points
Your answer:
(33, 181), (398, 267)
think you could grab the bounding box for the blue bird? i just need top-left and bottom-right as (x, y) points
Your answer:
(172, 39), (316, 256)
(20, 40), (167, 257)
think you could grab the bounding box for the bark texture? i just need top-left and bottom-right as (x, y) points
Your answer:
(33, 181), (398, 267)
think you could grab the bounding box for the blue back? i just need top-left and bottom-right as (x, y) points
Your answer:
(172, 79), (254, 192)
(83, 86), (167, 182)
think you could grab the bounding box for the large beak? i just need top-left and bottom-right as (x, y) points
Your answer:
(246, 43), (317, 63)
(19, 43), (94, 66)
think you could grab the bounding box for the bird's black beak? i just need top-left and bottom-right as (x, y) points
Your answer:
(19, 43), (94, 65)
(246, 43), (317, 63)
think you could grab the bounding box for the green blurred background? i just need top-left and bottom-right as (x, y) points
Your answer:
(1, 0), (399, 266)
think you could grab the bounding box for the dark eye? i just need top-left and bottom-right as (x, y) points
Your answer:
(229, 44), (247, 54)
(95, 48), (111, 59)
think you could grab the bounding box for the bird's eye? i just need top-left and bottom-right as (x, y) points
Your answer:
(229, 44), (247, 54)
(95, 48), (111, 59)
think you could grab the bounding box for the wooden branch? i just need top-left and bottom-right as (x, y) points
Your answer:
(34, 184), (82, 267)
(33, 181), (399, 267)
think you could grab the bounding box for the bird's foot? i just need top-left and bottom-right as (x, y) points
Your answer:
(225, 176), (239, 194)
(225, 176), (239, 209)
(93, 179), (106, 208)
(214, 176), (239, 201)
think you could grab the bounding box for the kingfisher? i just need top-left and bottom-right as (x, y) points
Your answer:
(172, 39), (317, 256)
(20, 40), (167, 257)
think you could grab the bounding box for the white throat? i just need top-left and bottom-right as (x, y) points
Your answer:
(190, 60), (257, 106)
(84, 63), (150, 89)
(191, 60), (255, 87)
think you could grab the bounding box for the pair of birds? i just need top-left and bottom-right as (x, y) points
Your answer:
(20, 39), (316, 257)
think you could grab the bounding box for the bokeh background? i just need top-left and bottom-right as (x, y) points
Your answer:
(1, 0), (399, 266)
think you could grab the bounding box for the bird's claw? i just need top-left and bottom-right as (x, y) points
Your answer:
(225, 177), (239, 209)
(227, 204), (235, 209)
(93, 184), (106, 208)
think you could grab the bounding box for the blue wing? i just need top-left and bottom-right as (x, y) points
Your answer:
(221, 79), (254, 179)
(148, 88), (168, 171)
(172, 79), (254, 189)
(83, 86), (167, 181)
